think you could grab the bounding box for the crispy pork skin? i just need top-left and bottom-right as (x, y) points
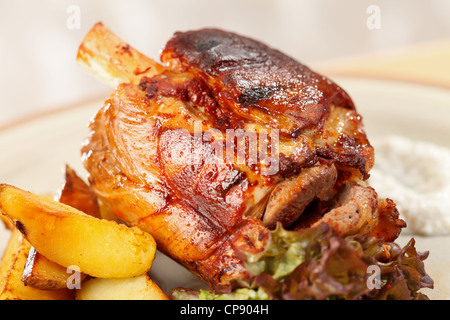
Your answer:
(80, 26), (403, 288)
(160, 29), (374, 177)
(161, 29), (354, 135)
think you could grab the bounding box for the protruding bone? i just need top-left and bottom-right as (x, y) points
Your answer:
(77, 22), (166, 89)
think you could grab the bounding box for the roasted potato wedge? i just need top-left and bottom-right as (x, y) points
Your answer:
(75, 274), (169, 300)
(22, 246), (87, 290)
(0, 184), (156, 278)
(0, 228), (74, 300)
(23, 166), (96, 289)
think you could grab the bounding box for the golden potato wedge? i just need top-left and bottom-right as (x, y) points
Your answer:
(23, 165), (96, 289)
(0, 184), (156, 278)
(75, 274), (169, 300)
(0, 228), (74, 300)
(22, 246), (87, 290)
(77, 22), (165, 89)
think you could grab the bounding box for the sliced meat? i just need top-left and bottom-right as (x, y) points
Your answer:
(263, 163), (337, 229)
(315, 182), (378, 237)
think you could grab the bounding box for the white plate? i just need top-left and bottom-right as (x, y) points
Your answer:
(0, 77), (449, 299)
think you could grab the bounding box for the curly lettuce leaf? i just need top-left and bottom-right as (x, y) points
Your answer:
(242, 223), (328, 281)
(170, 223), (433, 300)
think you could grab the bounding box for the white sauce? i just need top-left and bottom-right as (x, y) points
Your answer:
(368, 135), (450, 236)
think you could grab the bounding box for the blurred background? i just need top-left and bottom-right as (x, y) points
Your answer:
(0, 0), (449, 128)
